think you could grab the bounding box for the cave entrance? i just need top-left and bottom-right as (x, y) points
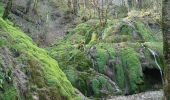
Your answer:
(143, 68), (163, 90)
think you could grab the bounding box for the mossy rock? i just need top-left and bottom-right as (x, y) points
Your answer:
(120, 47), (143, 93)
(0, 18), (79, 100)
(48, 17), (163, 98)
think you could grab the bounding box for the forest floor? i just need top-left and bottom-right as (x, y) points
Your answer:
(109, 90), (163, 100)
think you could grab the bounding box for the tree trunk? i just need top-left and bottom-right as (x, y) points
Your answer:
(126, 0), (132, 11)
(162, 0), (170, 99)
(136, 0), (142, 9)
(2, 0), (12, 19)
(67, 0), (72, 10)
(26, 0), (32, 14)
(83, 0), (86, 9)
(73, 0), (79, 16)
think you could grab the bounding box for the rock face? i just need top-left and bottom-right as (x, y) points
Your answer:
(48, 13), (163, 98)
(2, 0), (74, 45)
(0, 18), (79, 100)
(109, 90), (163, 100)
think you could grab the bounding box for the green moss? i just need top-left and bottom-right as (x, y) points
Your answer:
(120, 25), (133, 35)
(112, 35), (131, 43)
(121, 47), (143, 93)
(135, 21), (156, 42)
(49, 42), (91, 71)
(65, 69), (78, 86)
(0, 18), (78, 100)
(144, 42), (163, 55)
(67, 33), (85, 44)
(0, 52), (18, 100)
(71, 23), (91, 36)
(141, 42), (164, 69)
(92, 79), (100, 96)
(0, 69), (4, 92)
(96, 46), (108, 73)
(92, 76), (114, 97)
(114, 54), (125, 89)
(0, 39), (6, 46)
(68, 21), (106, 44)
(0, 86), (17, 100)
(89, 32), (97, 43)
(102, 26), (113, 39)
(48, 39), (92, 96)
(49, 41), (118, 98)
(48, 16), (163, 98)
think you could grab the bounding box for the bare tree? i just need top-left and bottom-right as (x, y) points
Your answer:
(90, 0), (109, 26)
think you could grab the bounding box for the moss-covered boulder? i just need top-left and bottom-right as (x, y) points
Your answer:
(48, 15), (163, 98)
(0, 18), (80, 100)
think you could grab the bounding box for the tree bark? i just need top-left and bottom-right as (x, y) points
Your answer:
(2, 0), (12, 19)
(162, 0), (170, 99)
(136, 0), (142, 9)
(73, 0), (79, 16)
(126, 0), (132, 11)
(67, 0), (72, 10)
(25, 0), (32, 14)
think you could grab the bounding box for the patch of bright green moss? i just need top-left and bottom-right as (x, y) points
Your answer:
(144, 42), (164, 69)
(92, 76), (114, 97)
(96, 46), (108, 73)
(48, 17), (163, 98)
(71, 23), (92, 36)
(135, 21), (156, 42)
(0, 86), (17, 100)
(120, 25), (133, 35)
(0, 39), (6, 46)
(121, 47), (143, 93)
(102, 26), (114, 39)
(92, 78), (100, 96)
(89, 32), (97, 43)
(114, 53), (125, 90)
(144, 42), (163, 55)
(0, 18), (79, 100)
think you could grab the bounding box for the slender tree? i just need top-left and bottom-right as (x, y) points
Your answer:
(67, 0), (72, 10)
(25, 0), (32, 14)
(162, 0), (170, 99)
(126, 0), (132, 11)
(73, 0), (79, 16)
(136, 0), (142, 9)
(2, 0), (12, 19)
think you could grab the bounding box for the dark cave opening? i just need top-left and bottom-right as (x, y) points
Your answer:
(143, 68), (163, 90)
